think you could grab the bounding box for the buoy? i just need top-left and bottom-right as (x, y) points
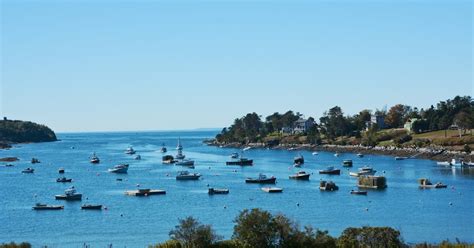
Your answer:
(296, 203), (300, 207)
(224, 205), (227, 209)
(209, 167), (211, 170)
(365, 208), (369, 211)
(120, 214), (123, 217)
(449, 202), (453, 206)
(206, 184), (209, 187)
(136, 184), (140, 187)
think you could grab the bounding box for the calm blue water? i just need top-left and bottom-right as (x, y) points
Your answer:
(1, 131), (473, 247)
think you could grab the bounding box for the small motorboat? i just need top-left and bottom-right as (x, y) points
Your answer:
(176, 171), (201, 180)
(5, 164), (14, 167)
(108, 164), (129, 174)
(294, 154), (304, 165)
(125, 188), (166, 196)
(319, 180), (339, 191)
(334, 152), (340, 157)
(261, 187), (283, 193)
(81, 204), (103, 210)
(312, 152), (319, 156)
(319, 166), (341, 175)
(342, 160), (353, 167)
(395, 156), (408, 160)
(357, 153), (364, 158)
(31, 158), (40, 164)
(350, 190), (367, 195)
(90, 153), (100, 164)
(134, 155), (141, 160)
(33, 203), (64, 210)
(162, 155), (176, 164)
(230, 152), (239, 159)
(58, 168), (65, 174)
(418, 178), (448, 189)
(125, 147), (136, 155)
(349, 166), (377, 177)
(55, 186), (82, 201)
(226, 158), (253, 166)
(243, 146), (252, 151)
(56, 177), (72, 183)
(160, 143), (167, 153)
(208, 188), (229, 195)
(245, 174), (276, 184)
(289, 171), (310, 180)
(22, 168), (34, 173)
(175, 159), (195, 167)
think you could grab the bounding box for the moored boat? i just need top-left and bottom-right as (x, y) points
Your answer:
(81, 204), (103, 210)
(294, 154), (304, 166)
(55, 186), (82, 201)
(56, 177), (72, 183)
(418, 178), (447, 189)
(319, 180), (339, 191)
(33, 203), (64, 210)
(134, 155), (141, 160)
(176, 171), (201, 180)
(245, 174), (276, 184)
(226, 158), (253, 166)
(357, 153), (364, 158)
(319, 166), (341, 175)
(289, 171), (310, 180)
(261, 187), (283, 193)
(334, 152), (340, 157)
(108, 164), (129, 174)
(230, 152), (239, 159)
(349, 166), (376, 177)
(175, 138), (186, 160)
(175, 159), (195, 167)
(125, 147), (136, 155)
(162, 155), (176, 164)
(395, 156), (408, 160)
(342, 160), (353, 167)
(160, 143), (167, 153)
(90, 153), (100, 164)
(22, 168), (34, 173)
(125, 188), (166, 196)
(58, 168), (65, 174)
(31, 158), (40, 164)
(350, 190), (367, 195)
(208, 188), (229, 195)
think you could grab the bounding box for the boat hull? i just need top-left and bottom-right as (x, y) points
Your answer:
(226, 160), (253, 166)
(289, 174), (310, 180)
(319, 169), (341, 175)
(55, 194), (82, 201)
(208, 188), (229, 195)
(245, 178), (276, 184)
(33, 205), (64, 210)
(261, 187), (283, 193)
(81, 205), (103, 210)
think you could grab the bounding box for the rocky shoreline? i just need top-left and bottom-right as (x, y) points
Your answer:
(206, 140), (473, 162)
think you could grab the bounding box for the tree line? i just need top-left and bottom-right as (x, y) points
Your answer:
(0, 119), (57, 143)
(215, 96), (473, 145)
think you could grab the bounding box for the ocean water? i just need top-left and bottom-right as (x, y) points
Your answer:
(0, 131), (473, 247)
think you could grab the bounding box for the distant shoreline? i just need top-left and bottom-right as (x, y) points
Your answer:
(206, 141), (474, 162)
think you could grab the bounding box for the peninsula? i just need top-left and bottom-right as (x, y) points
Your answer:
(0, 118), (57, 148)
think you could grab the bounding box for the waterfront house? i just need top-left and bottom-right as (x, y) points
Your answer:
(366, 114), (385, 130)
(293, 118), (315, 134)
(404, 118), (419, 133)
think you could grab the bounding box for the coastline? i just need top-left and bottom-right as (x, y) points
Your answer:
(206, 140), (474, 162)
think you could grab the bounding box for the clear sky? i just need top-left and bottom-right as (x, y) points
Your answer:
(1, 0), (472, 132)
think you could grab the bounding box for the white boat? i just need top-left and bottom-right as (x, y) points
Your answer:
(243, 146), (252, 151)
(22, 168), (34, 173)
(125, 147), (136, 155)
(176, 171), (201, 180)
(108, 164), (129, 173)
(90, 152), (100, 164)
(437, 159), (457, 166)
(261, 187), (283, 193)
(175, 138), (186, 160)
(134, 155), (141, 160)
(334, 152), (340, 157)
(230, 152), (239, 159)
(349, 166), (376, 177)
(175, 159), (195, 167)
(357, 153), (364, 158)
(312, 152), (318, 155)
(55, 186), (82, 201)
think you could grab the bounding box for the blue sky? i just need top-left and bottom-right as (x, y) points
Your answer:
(1, 0), (472, 132)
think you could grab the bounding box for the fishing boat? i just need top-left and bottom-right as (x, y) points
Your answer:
(22, 168), (34, 173)
(418, 178), (447, 189)
(294, 154), (304, 166)
(349, 166), (377, 177)
(125, 147), (136, 155)
(90, 153), (100, 164)
(31, 158), (40, 164)
(350, 190), (367, 195)
(160, 143), (167, 153)
(289, 171), (310, 180)
(245, 174), (276, 184)
(357, 153), (364, 158)
(125, 188), (166, 196)
(55, 186), (82, 201)
(226, 157), (253, 166)
(318, 166), (341, 175)
(175, 159), (195, 167)
(176, 171), (201, 180)
(162, 155), (176, 164)
(175, 138), (186, 160)
(319, 180), (339, 191)
(230, 152), (239, 159)
(108, 164), (129, 174)
(32, 203), (64, 210)
(208, 188), (229, 195)
(81, 204), (103, 210)
(342, 160), (353, 167)
(58, 168), (65, 174)
(261, 187), (283, 193)
(56, 177), (72, 183)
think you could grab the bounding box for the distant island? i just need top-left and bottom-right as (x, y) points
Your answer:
(210, 96), (473, 161)
(0, 118), (57, 148)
